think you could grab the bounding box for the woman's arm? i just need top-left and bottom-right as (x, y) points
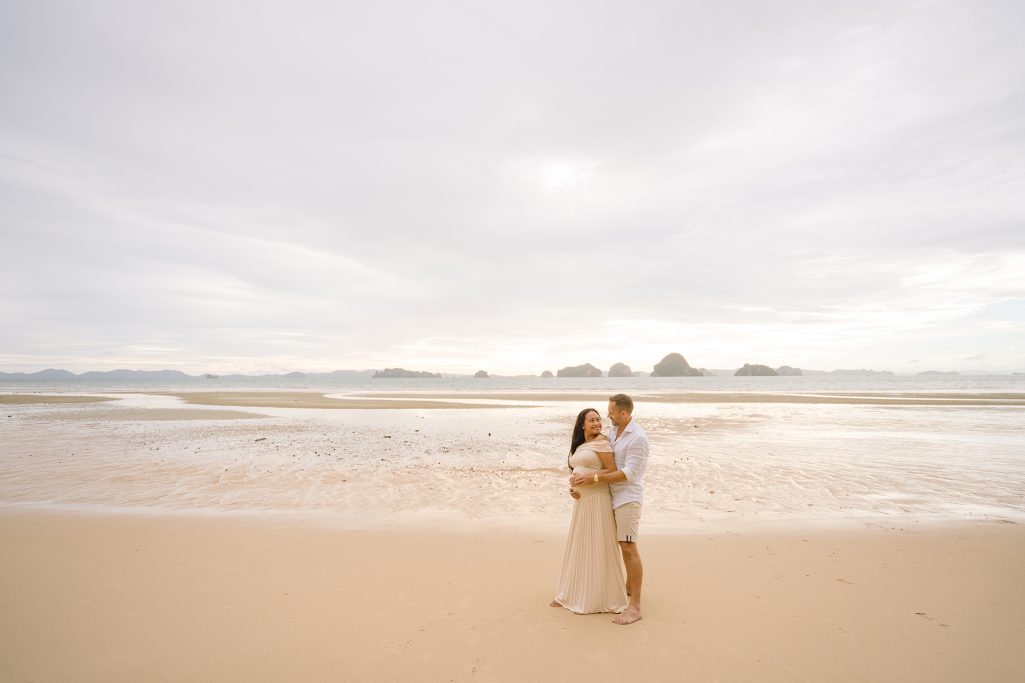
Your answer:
(569, 449), (618, 487)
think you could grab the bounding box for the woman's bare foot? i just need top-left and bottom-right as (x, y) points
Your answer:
(612, 605), (642, 625)
(549, 600), (563, 608)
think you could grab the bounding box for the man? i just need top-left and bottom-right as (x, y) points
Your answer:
(570, 393), (648, 625)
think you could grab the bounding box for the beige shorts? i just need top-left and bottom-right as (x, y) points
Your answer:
(614, 502), (642, 543)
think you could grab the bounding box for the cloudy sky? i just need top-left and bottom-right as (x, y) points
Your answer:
(2, 0), (1023, 375)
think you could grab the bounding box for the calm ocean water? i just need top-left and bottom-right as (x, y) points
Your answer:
(4, 373), (1025, 394)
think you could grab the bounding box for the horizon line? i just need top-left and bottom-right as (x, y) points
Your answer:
(2, 366), (1023, 378)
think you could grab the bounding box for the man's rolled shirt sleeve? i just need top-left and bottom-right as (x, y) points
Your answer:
(621, 436), (649, 482)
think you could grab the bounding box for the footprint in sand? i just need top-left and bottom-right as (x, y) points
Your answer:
(914, 612), (949, 627)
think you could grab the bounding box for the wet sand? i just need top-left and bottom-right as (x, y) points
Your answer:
(1, 510), (1022, 682)
(43, 408), (267, 421)
(0, 394), (113, 405)
(3, 392), (1022, 529)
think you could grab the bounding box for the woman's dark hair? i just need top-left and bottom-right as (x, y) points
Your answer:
(569, 408), (599, 469)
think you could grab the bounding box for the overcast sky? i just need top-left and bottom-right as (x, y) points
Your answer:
(2, 0), (1024, 374)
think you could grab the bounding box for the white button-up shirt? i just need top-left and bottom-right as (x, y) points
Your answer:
(609, 418), (649, 509)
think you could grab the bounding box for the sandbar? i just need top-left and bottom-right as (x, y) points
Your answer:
(42, 408), (267, 421)
(0, 395), (113, 405)
(155, 391), (533, 409)
(1, 510), (1022, 682)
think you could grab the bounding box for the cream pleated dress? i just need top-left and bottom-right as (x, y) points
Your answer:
(553, 438), (628, 614)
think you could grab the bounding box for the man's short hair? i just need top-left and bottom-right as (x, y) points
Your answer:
(608, 393), (634, 413)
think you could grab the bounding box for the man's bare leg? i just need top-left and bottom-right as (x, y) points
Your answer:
(614, 541), (643, 625)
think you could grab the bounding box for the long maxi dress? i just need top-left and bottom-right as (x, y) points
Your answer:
(553, 439), (628, 614)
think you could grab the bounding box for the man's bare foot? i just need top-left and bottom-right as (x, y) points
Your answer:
(612, 605), (642, 625)
(549, 600), (563, 608)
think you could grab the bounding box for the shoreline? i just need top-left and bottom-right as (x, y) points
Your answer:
(153, 391), (536, 409)
(2, 508), (1022, 682)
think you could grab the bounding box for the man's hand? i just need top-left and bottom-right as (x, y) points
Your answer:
(570, 473), (594, 488)
(569, 487), (580, 500)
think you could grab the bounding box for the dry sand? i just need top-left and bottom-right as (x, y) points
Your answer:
(1, 510), (1022, 682)
(156, 391), (534, 410)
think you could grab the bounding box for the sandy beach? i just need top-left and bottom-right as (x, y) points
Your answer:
(1, 510), (1023, 682)
(2, 387), (1023, 680)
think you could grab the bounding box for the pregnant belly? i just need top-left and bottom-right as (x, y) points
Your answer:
(571, 471), (611, 497)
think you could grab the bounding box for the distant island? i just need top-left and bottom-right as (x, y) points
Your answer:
(651, 353), (703, 377)
(0, 368), (193, 381)
(557, 363), (603, 378)
(733, 364), (804, 376)
(1, 363), (1009, 382)
(0, 368), (79, 380)
(735, 363), (778, 376)
(0, 368), (377, 381)
(372, 368), (443, 379)
(608, 363), (632, 377)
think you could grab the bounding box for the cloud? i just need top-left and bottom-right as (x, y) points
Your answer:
(2, 0), (1024, 373)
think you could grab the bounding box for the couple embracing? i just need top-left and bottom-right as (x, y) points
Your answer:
(550, 393), (648, 625)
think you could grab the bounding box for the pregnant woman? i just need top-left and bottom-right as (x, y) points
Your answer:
(550, 408), (628, 614)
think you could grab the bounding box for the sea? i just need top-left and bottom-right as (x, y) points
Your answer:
(3, 371), (1025, 394)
